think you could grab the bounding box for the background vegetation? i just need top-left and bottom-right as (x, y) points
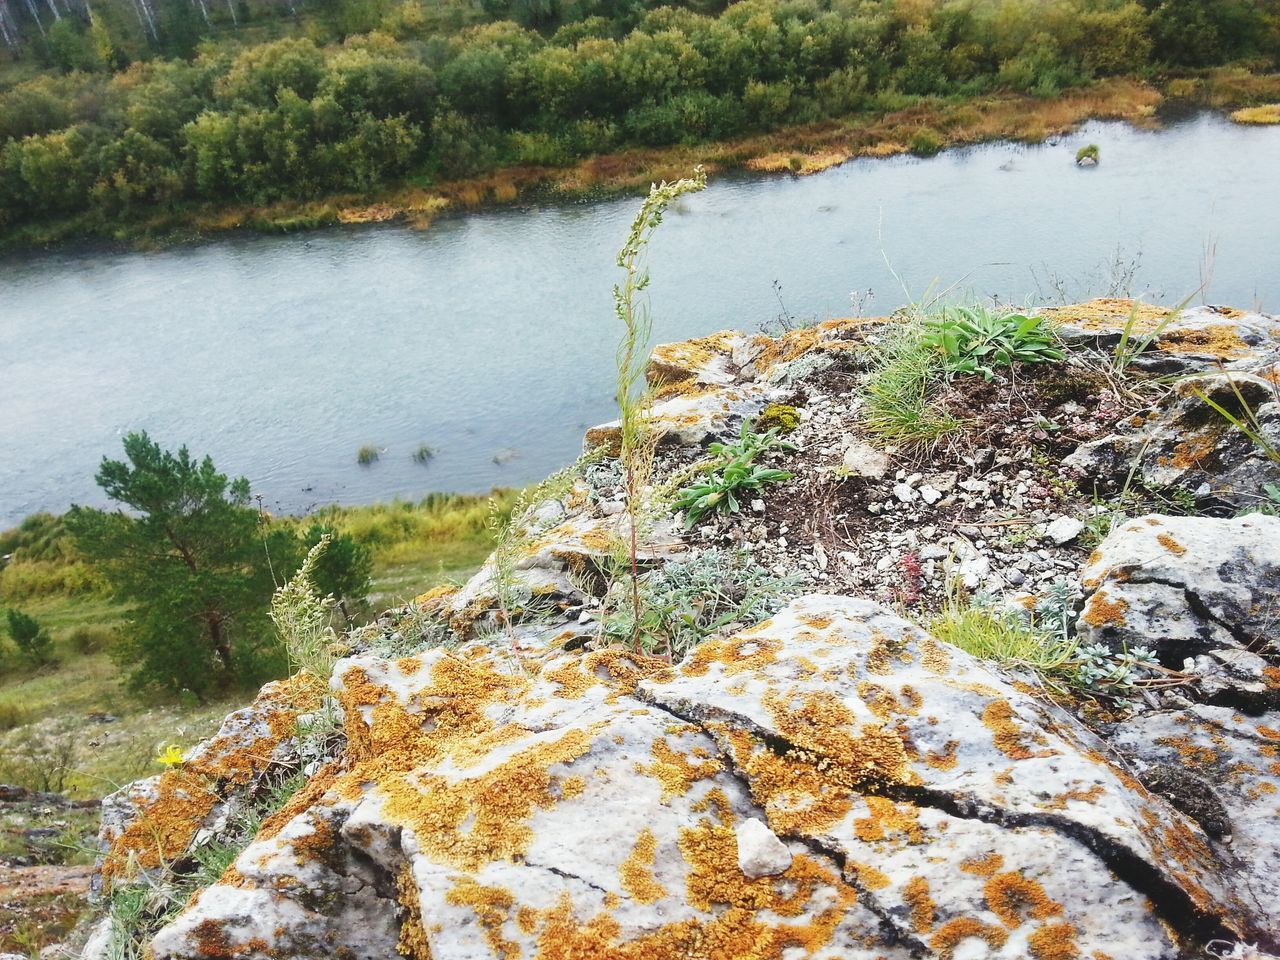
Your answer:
(1, 0), (1278, 245)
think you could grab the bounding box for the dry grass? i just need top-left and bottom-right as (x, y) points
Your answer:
(1230, 103), (1280, 125)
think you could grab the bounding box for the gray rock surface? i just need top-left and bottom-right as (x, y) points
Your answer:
(1076, 513), (1280, 661)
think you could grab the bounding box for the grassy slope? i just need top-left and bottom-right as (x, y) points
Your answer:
(0, 492), (512, 799)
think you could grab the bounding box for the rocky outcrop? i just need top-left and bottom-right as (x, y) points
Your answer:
(1076, 513), (1280, 668)
(83, 300), (1280, 960)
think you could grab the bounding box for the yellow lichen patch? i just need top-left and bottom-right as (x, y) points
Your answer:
(762, 688), (913, 787)
(1230, 104), (1280, 124)
(680, 632), (783, 678)
(982, 699), (1056, 761)
(856, 680), (921, 720)
(1158, 323), (1252, 359)
(984, 871), (1064, 927)
(559, 776), (586, 800)
(800, 615), (833, 630)
(636, 737), (723, 801)
(718, 726), (854, 835)
(866, 629), (909, 675)
(396, 865), (432, 960)
(1081, 592), (1129, 629)
(1156, 534), (1187, 556)
(101, 677), (312, 884)
(923, 740), (960, 771)
(1264, 666), (1280, 690)
(961, 852), (1005, 876)
(929, 918), (1010, 959)
(645, 331), (739, 386)
(852, 795), (924, 844)
(1167, 434), (1218, 470)
(413, 584), (458, 611)
(917, 632), (951, 674)
(1028, 921), (1082, 960)
(849, 861), (891, 890)
(445, 878), (518, 959)
(620, 828), (666, 904)
(1039, 299), (1168, 334)
(902, 876), (936, 934)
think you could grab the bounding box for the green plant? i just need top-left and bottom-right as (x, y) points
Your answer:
(270, 535), (337, 680)
(412, 444), (435, 464)
(1075, 143), (1099, 163)
(610, 166), (707, 645)
(928, 594), (1076, 675)
(920, 306), (1064, 381)
(601, 549), (801, 659)
(5, 608), (55, 665)
(356, 445), (380, 465)
(862, 315), (963, 446)
(910, 128), (941, 156)
(672, 421), (795, 528)
(68, 623), (115, 654)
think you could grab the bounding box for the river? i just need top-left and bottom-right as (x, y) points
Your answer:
(2, 112), (1278, 527)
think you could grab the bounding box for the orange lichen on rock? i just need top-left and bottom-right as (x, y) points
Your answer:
(982, 699), (1056, 761)
(101, 677), (313, 884)
(852, 795), (924, 844)
(396, 865), (432, 960)
(1157, 324), (1252, 359)
(619, 828), (666, 904)
(961, 852), (1005, 876)
(716, 725), (853, 834)
(1156, 533), (1187, 555)
(1040, 299), (1168, 334)
(1168, 434), (1218, 470)
(680, 631), (782, 678)
(637, 738), (723, 801)
(903, 876), (936, 934)
(984, 871), (1064, 927)
(762, 688), (913, 787)
(1028, 921), (1083, 960)
(446, 878), (519, 959)
(929, 918), (1010, 959)
(1081, 592), (1129, 629)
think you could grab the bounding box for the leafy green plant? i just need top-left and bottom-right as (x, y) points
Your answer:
(673, 421), (795, 528)
(862, 314), (963, 446)
(602, 549), (801, 659)
(920, 306), (1064, 380)
(610, 166), (707, 643)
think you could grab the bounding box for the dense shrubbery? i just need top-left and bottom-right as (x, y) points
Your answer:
(0, 0), (1276, 237)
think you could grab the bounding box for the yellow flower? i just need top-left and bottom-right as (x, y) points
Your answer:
(155, 743), (185, 768)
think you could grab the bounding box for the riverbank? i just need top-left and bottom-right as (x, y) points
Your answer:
(4, 70), (1279, 254)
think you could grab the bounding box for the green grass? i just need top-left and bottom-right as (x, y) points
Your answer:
(927, 598), (1075, 676)
(862, 314), (963, 447)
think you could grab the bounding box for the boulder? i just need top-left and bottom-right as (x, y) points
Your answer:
(143, 598), (1275, 958)
(1076, 513), (1280, 663)
(1065, 366), (1280, 507)
(1111, 705), (1280, 936)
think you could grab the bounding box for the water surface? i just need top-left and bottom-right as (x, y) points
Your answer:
(2, 113), (1278, 527)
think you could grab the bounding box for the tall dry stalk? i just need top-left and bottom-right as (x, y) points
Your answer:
(611, 166), (706, 647)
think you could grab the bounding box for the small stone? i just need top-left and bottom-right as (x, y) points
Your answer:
(735, 817), (793, 879)
(919, 485), (942, 505)
(841, 442), (890, 479)
(751, 499), (765, 513)
(1045, 516), (1085, 545)
(892, 483), (918, 503)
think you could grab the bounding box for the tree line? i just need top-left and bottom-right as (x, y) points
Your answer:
(1, 0), (1277, 237)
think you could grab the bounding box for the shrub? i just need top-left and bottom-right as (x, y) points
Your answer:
(1075, 143), (1100, 164)
(909, 128), (942, 156)
(356, 445), (380, 465)
(5, 609), (55, 666)
(67, 623), (115, 654)
(0, 702), (27, 730)
(412, 444), (435, 464)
